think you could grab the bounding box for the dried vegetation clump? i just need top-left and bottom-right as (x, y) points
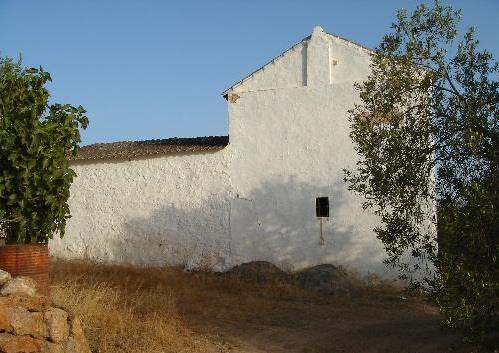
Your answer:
(50, 261), (228, 353)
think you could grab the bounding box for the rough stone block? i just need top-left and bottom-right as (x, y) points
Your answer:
(0, 269), (11, 287)
(0, 332), (41, 353)
(1, 277), (37, 297)
(44, 308), (69, 343)
(8, 307), (47, 338)
(0, 295), (50, 312)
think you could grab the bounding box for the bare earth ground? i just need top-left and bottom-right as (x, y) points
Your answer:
(49, 260), (479, 353)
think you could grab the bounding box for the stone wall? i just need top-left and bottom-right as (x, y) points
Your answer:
(0, 270), (91, 353)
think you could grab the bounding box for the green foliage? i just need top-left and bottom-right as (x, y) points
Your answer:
(0, 56), (88, 244)
(344, 1), (498, 340)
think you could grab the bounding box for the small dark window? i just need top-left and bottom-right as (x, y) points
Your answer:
(316, 197), (329, 218)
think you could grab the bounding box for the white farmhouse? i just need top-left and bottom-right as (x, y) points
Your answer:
(50, 26), (395, 276)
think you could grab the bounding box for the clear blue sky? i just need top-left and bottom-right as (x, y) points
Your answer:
(1, 1), (497, 145)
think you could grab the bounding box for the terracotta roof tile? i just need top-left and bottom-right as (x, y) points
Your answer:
(70, 136), (229, 163)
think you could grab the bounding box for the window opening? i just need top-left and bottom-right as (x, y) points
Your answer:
(316, 197), (329, 218)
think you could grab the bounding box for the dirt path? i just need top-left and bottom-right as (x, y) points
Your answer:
(182, 294), (470, 353)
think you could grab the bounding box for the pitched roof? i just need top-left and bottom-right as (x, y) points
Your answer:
(70, 136), (229, 163)
(221, 29), (374, 98)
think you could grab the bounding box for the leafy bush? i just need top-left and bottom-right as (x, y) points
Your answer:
(0, 56), (88, 243)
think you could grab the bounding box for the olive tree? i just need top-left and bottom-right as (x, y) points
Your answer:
(344, 1), (498, 339)
(0, 56), (88, 244)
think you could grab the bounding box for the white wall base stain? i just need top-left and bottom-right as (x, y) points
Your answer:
(50, 27), (430, 279)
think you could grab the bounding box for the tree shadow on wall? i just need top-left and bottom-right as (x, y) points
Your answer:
(97, 176), (384, 273)
(226, 176), (383, 272)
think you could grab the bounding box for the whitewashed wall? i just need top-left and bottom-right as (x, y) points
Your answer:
(50, 151), (232, 271)
(225, 27), (397, 276)
(51, 27), (405, 277)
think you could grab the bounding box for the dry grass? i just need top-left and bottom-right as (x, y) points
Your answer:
(49, 260), (473, 353)
(49, 259), (315, 353)
(50, 260), (229, 353)
(51, 281), (180, 352)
